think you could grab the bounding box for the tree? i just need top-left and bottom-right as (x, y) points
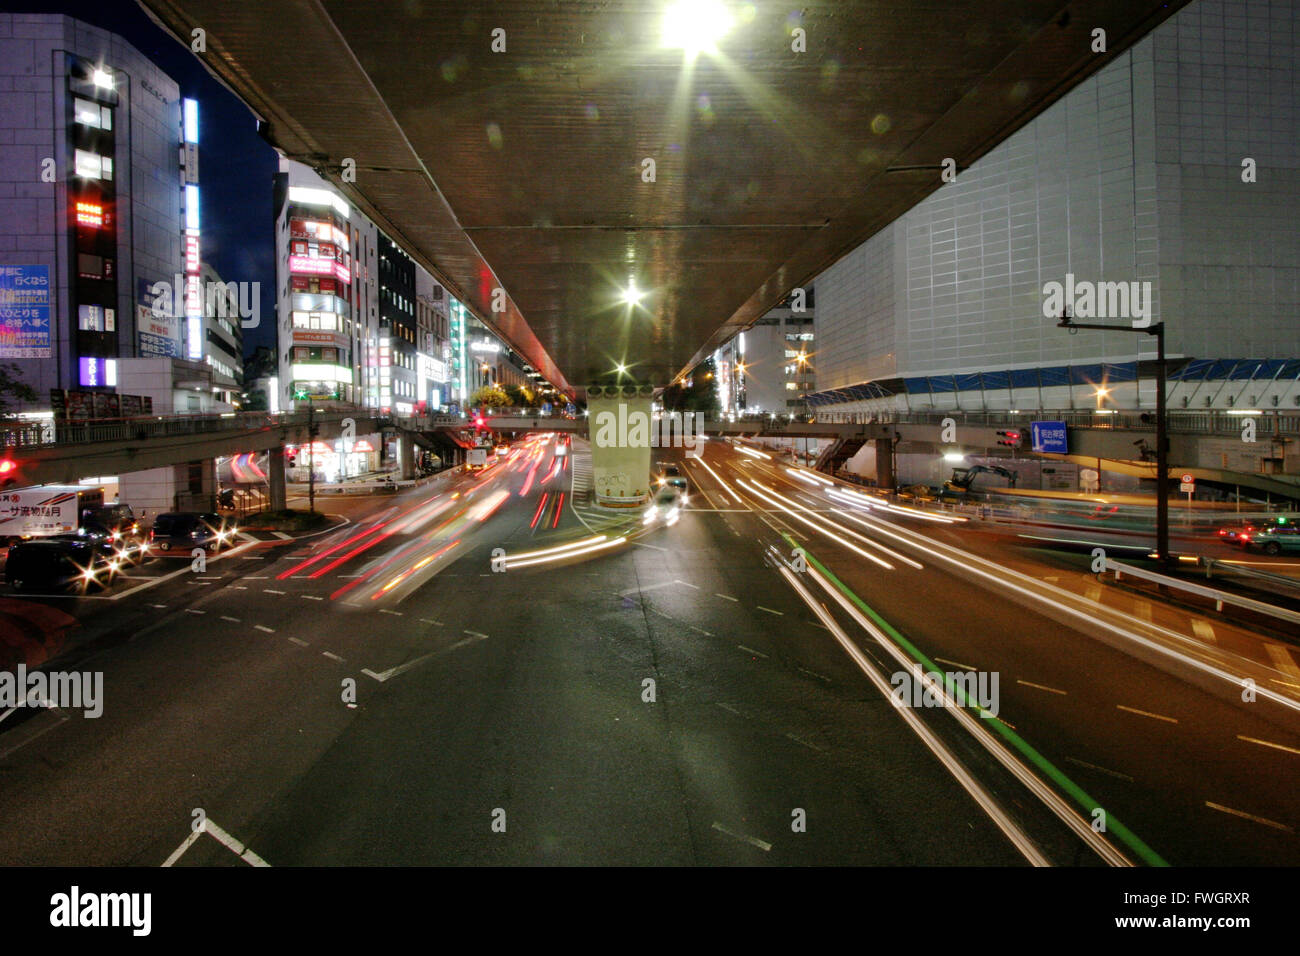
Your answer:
(503, 383), (534, 407)
(0, 363), (37, 419)
(471, 385), (509, 408)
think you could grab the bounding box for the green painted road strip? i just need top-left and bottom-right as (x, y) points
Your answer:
(784, 532), (1168, 867)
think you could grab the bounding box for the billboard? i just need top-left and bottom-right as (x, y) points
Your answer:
(1031, 421), (1069, 454)
(0, 264), (52, 358)
(137, 303), (180, 357)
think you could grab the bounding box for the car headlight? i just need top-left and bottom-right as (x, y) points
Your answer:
(643, 510), (656, 525)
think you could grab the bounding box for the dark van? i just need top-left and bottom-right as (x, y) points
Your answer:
(148, 512), (232, 553)
(4, 538), (118, 592)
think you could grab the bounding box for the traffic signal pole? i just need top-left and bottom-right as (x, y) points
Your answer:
(1059, 314), (1169, 566)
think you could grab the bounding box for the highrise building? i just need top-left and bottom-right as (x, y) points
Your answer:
(0, 13), (189, 410)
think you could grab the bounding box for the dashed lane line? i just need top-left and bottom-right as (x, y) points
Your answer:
(1064, 755), (1135, 783)
(220, 616), (240, 623)
(253, 624), (274, 633)
(1236, 734), (1300, 756)
(715, 593), (739, 602)
(711, 821), (772, 852)
(1116, 704), (1178, 724)
(756, 606), (784, 615)
(1204, 801), (1294, 833)
(935, 657), (978, 672)
(1016, 679), (1068, 696)
(322, 651), (345, 663)
(288, 637), (309, 647)
(737, 645), (768, 659)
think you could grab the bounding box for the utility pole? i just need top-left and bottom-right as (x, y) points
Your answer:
(1058, 312), (1169, 566)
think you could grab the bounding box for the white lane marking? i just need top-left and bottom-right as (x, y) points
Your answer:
(186, 609), (205, 615)
(263, 589), (286, 595)
(1192, 619), (1216, 642)
(935, 656), (978, 672)
(716, 702), (745, 717)
(220, 616), (241, 623)
(162, 818), (270, 867)
(195, 576), (224, 581)
(674, 579), (701, 590)
(620, 581), (677, 596)
(797, 666), (831, 683)
(253, 624), (274, 633)
(1064, 755), (1135, 782)
(756, 606), (784, 615)
(1204, 801), (1295, 833)
(148, 603), (167, 609)
(245, 576), (269, 580)
(379, 609), (403, 616)
(322, 651), (345, 662)
(633, 542), (668, 552)
(1017, 679), (1068, 696)
(715, 593), (738, 602)
(231, 585), (248, 590)
(737, 644), (768, 659)
(785, 732), (825, 753)
(1265, 644), (1300, 682)
(273, 532), (293, 540)
(711, 821), (772, 852)
(288, 637), (308, 646)
(1236, 734), (1300, 756)
(1116, 704), (1178, 724)
(363, 633), (489, 682)
(302, 595), (324, 601)
(160, 828), (204, 868)
(419, 618), (443, 625)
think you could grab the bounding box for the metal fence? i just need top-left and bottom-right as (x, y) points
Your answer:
(818, 408), (1299, 436)
(1, 409), (366, 451)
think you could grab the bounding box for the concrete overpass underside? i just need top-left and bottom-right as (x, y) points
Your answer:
(139, 0), (1189, 392)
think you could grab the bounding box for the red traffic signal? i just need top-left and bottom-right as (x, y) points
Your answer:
(996, 430), (1023, 447)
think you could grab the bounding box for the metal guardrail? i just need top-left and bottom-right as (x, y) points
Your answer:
(1102, 557), (1300, 625)
(1200, 557), (1300, 596)
(814, 408), (1300, 437)
(1, 409), (382, 451)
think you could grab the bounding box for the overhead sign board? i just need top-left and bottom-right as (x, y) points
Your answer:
(1030, 420), (1068, 454)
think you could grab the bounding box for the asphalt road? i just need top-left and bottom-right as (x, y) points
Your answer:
(0, 433), (1296, 865)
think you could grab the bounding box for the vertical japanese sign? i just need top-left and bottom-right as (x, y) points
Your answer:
(0, 265), (52, 358)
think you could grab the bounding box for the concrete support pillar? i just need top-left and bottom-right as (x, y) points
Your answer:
(588, 390), (653, 509)
(399, 434), (416, 480)
(873, 438), (894, 490)
(269, 445), (287, 510)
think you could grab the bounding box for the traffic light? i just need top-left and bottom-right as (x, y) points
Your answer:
(996, 429), (1024, 448)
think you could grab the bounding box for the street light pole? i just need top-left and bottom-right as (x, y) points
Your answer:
(1059, 313), (1169, 566)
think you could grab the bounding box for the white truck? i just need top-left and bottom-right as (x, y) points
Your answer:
(466, 447), (490, 471)
(0, 485), (105, 543)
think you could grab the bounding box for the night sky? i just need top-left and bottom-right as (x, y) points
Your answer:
(0, 0), (279, 355)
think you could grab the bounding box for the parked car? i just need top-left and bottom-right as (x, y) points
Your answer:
(4, 537), (119, 592)
(1241, 523), (1300, 556)
(148, 512), (234, 553)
